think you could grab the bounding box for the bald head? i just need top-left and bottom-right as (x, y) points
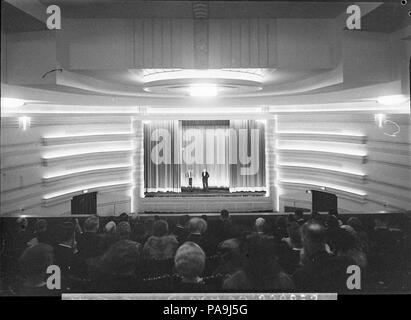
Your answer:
(255, 217), (266, 233)
(301, 221), (326, 244)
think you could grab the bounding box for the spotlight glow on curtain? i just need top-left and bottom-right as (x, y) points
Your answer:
(144, 120), (181, 192)
(229, 120), (266, 192)
(180, 120), (230, 188)
(143, 120), (266, 193)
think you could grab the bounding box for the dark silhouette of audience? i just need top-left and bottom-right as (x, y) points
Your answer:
(1, 210), (409, 295)
(76, 216), (104, 259)
(293, 221), (356, 292)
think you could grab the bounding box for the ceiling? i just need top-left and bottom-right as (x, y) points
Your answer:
(2, 2), (47, 33)
(3, 1), (408, 33)
(36, 1), (349, 19)
(360, 2), (410, 33)
(2, 1), (408, 99)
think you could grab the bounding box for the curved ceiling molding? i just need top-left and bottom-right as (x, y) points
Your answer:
(54, 67), (343, 98)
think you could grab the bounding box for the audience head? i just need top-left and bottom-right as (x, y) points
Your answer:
(100, 240), (140, 276)
(217, 238), (241, 263)
(174, 242), (206, 280)
(19, 243), (53, 282)
(34, 219), (47, 234)
(105, 221), (117, 234)
(56, 222), (74, 245)
(341, 224), (356, 236)
(333, 229), (358, 254)
(294, 210), (304, 220)
(347, 217), (364, 232)
(255, 217), (266, 233)
(287, 222), (302, 248)
(117, 221), (131, 240)
(220, 209), (230, 220)
(301, 221), (326, 244)
(325, 215), (340, 230)
(17, 217), (28, 231)
(188, 217), (207, 235)
(152, 219), (169, 237)
(84, 215), (99, 233)
(201, 214), (208, 222)
(328, 209), (339, 218)
(118, 212), (129, 223)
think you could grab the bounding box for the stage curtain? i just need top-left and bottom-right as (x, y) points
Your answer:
(144, 120), (181, 192)
(180, 120), (230, 188)
(229, 120), (266, 192)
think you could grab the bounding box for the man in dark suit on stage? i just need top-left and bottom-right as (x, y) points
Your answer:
(202, 169), (209, 191)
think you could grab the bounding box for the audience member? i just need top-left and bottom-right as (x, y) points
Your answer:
(347, 217), (369, 253)
(53, 222), (76, 276)
(174, 242), (207, 292)
(294, 210), (306, 226)
(117, 221), (132, 240)
(18, 243), (56, 296)
(2, 212), (406, 295)
(28, 219), (53, 247)
(97, 239), (141, 292)
(273, 216), (288, 240)
(325, 215), (345, 253)
(76, 216), (103, 259)
(117, 212), (129, 223)
(143, 220), (178, 260)
(280, 222), (303, 274)
(333, 228), (367, 271)
(223, 235), (294, 291)
(100, 221), (118, 252)
(186, 217), (214, 255)
(328, 209), (343, 226)
(174, 215), (190, 244)
(213, 238), (243, 277)
(293, 221), (356, 292)
(214, 209), (235, 242)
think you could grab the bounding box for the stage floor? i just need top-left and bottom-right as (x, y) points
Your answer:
(144, 187), (266, 198)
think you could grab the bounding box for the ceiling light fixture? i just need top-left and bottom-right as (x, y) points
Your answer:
(189, 83), (218, 97)
(1, 98), (25, 108)
(377, 95), (408, 106)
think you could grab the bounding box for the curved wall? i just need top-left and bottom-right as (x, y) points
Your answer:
(277, 113), (411, 212)
(2, 111), (410, 216)
(1, 115), (133, 216)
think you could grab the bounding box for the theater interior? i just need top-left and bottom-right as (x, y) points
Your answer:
(0, 0), (410, 296)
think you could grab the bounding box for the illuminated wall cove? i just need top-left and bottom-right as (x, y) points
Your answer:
(1, 112), (410, 216)
(1, 116), (134, 216)
(276, 114), (411, 213)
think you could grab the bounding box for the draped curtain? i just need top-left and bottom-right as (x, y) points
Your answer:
(229, 120), (266, 192)
(143, 120), (266, 193)
(180, 120), (230, 188)
(144, 120), (181, 192)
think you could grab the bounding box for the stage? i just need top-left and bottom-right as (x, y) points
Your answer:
(145, 187), (266, 198)
(140, 119), (271, 213)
